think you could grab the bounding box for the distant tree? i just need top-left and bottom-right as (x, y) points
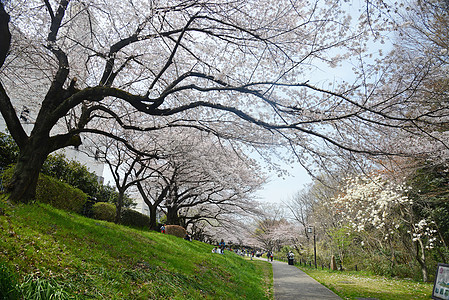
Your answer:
(136, 129), (264, 229)
(88, 132), (156, 223)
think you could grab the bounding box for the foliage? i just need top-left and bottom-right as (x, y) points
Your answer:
(0, 131), (18, 169)
(0, 202), (272, 299)
(407, 164), (449, 261)
(2, 166), (88, 213)
(42, 153), (133, 208)
(92, 202), (116, 222)
(121, 208), (150, 229)
(0, 261), (19, 300)
(165, 224), (187, 238)
(36, 174), (88, 214)
(42, 153), (100, 197)
(19, 275), (70, 300)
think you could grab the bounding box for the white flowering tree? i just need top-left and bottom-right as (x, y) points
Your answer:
(251, 205), (300, 252)
(0, 0), (412, 204)
(133, 128), (265, 230)
(331, 174), (437, 281)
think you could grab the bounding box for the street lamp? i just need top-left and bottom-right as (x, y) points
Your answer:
(307, 226), (317, 269)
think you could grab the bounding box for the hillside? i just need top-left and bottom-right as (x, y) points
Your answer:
(0, 199), (272, 299)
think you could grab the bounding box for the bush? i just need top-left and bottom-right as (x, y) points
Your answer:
(0, 132), (19, 170)
(121, 209), (150, 229)
(36, 174), (88, 213)
(92, 202), (116, 222)
(0, 262), (20, 300)
(2, 167), (88, 213)
(42, 153), (100, 197)
(165, 225), (187, 238)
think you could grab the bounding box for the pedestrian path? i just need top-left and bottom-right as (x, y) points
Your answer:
(272, 260), (341, 300)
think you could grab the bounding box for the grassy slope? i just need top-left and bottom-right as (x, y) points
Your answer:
(299, 265), (433, 300)
(0, 199), (272, 299)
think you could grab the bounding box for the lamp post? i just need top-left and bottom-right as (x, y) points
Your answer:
(307, 226), (317, 269)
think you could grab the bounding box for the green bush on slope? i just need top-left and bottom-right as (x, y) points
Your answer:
(92, 202), (116, 222)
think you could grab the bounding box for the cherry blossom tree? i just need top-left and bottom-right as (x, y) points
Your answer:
(250, 205), (300, 251)
(0, 1), (9, 69)
(359, 0), (449, 169)
(0, 0), (399, 203)
(88, 131), (159, 223)
(137, 129), (265, 228)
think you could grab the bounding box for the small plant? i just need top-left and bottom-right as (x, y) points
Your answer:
(19, 275), (70, 300)
(92, 202), (116, 222)
(165, 225), (187, 238)
(0, 262), (20, 300)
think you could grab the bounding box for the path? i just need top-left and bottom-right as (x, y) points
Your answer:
(271, 260), (341, 300)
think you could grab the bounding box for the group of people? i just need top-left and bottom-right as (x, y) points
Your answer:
(209, 243), (295, 265)
(212, 239), (226, 254)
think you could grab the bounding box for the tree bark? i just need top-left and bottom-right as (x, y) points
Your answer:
(7, 135), (51, 203)
(0, 2), (11, 69)
(115, 189), (125, 224)
(166, 205), (181, 225)
(415, 239), (428, 282)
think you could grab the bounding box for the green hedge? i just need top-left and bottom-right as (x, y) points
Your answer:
(121, 209), (150, 229)
(2, 167), (87, 213)
(165, 225), (187, 238)
(36, 174), (87, 213)
(92, 202), (116, 222)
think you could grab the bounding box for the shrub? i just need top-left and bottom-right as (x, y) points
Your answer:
(165, 225), (187, 238)
(42, 153), (100, 197)
(92, 202), (116, 222)
(121, 209), (150, 229)
(2, 167), (88, 213)
(36, 174), (88, 213)
(0, 262), (20, 300)
(0, 132), (19, 170)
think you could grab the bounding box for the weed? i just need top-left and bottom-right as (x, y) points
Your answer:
(0, 261), (20, 300)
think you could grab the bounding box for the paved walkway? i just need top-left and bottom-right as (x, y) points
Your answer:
(271, 260), (341, 300)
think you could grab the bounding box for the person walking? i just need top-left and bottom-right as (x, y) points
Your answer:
(160, 224), (166, 233)
(287, 251), (295, 265)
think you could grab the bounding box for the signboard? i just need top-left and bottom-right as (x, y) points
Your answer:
(433, 263), (449, 300)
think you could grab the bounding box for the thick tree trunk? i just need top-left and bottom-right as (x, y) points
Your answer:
(7, 136), (51, 203)
(166, 206), (180, 225)
(0, 2), (11, 69)
(147, 205), (157, 230)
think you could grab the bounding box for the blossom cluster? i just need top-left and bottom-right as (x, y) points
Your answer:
(331, 174), (436, 248)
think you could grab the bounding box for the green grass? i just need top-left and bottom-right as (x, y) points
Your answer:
(0, 198), (272, 299)
(299, 265), (433, 300)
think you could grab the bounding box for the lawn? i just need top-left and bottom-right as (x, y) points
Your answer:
(299, 265), (433, 300)
(0, 198), (272, 299)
